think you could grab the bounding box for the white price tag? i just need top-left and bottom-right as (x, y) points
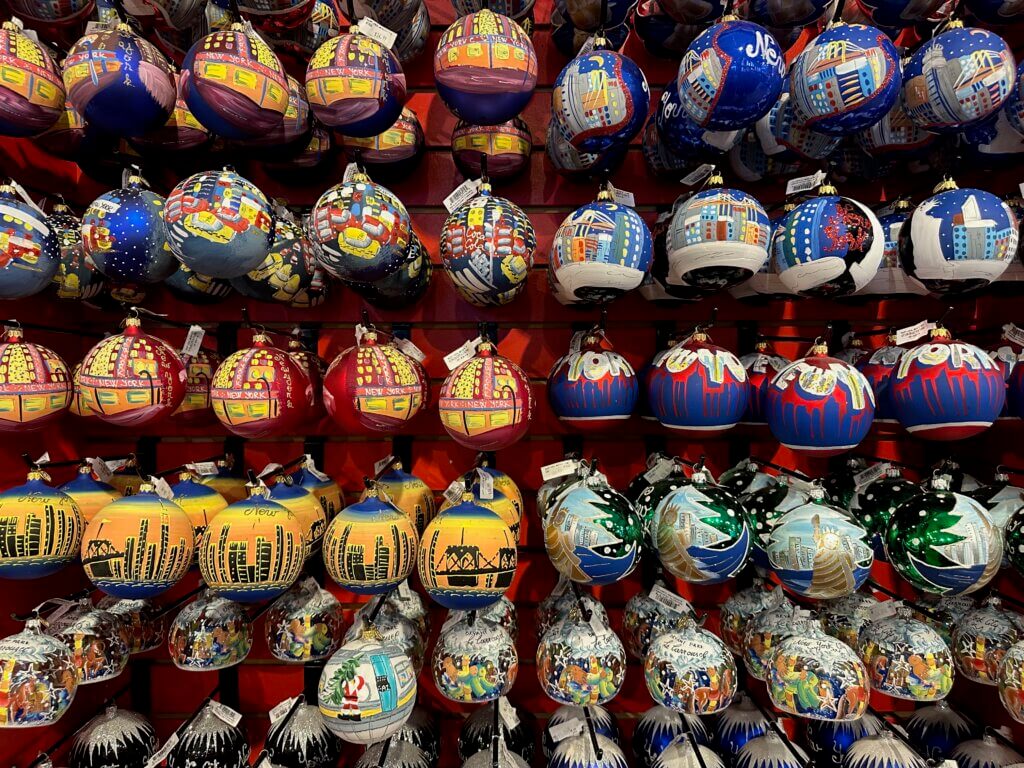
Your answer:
(785, 170), (828, 196)
(577, 35), (597, 56)
(105, 458), (126, 473)
(20, 27), (38, 42)
(181, 325), (205, 358)
(786, 476), (815, 493)
(940, 761), (958, 768)
(547, 718), (585, 742)
(269, 696), (298, 725)
(498, 697), (520, 729)
(644, 457), (674, 484)
(443, 179), (481, 213)
(145, 733), (179, 768)
(45, 599), (77, 625)
(258, 462), (283, 479)
(568, 330), (586, 354)
(356, 17), (398, 49)
(895, 320), (935, 346)
(84, 21), (109, 35)
(477, 469), (494, 500)
(354, 323), (370, 344)
(649, 584), (691, 616)
(552, 575), (570, 597)
(34, 451), (50, 466)
(681, 164), (715, 186)
(189, 461), (219, 477)
(393, 335), (426, 363)
(397, 580), (413, 598)
(343, 162), (360, 183)
(1004, 323), (1024, 348)
(443, 337), (481, 371)
(151, 476), (175, 500)
(304, 455), (330, 481)
(444, 480), (466, 505)
(854, 462), (891, 491)
(207, 700), (242, 727)
(374, 455), (396, 476)
(8, 15), (24, 29)
(541, 460), (578, 482)
(868, 600), (899, 621)
(768, 585), (787, 607)
(90, 457), (113, 483)
(588, 608), (607, 634)
(609, 185), (635, 207)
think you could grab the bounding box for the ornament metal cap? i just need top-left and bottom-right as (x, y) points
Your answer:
(933, 177), (958, 193)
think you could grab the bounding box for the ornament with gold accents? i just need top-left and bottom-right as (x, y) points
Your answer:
(0, 183), (60, 299)
(173, 347), (221, 426)
(58, 463), (120, 526)
(200, 457), (249, 504)
(268, 473), (328, 551)
(45, 598), (129, 685)
(169, 470), (228, 546)
(343, 106), (425, 179)
(265, 577), (344, 663)
(130, 73), (211, 154)
(292, 459), (343, 520)
(230, 215), (329, 308)
(0, 468), (84, 579)
(0, 618), (78, 727)
(439, 471), (522, 540)
(365, 461), (436, 535)
(50, 201), (107, 303)
(0, 324), (71, 431)
(0, 20), (65, 137)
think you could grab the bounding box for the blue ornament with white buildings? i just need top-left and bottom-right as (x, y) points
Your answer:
(790, 23), (902, 136)
(755, 88), (840, 162)
(656, 80), (741, 157)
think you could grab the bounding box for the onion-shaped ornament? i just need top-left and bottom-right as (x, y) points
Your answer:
(952, 597), (1020, 684)
(903, 22), (1015, 133)
(354, 740), (429, 768)
(264, 577), (344, 663)
(69, 707), (157, 768)
(743, 600), (821, 680)
(844, 731), (929, 768)
(265, 701), (342, 768)
(548, 330), (637, 430)
(63, 24), (175, 138)
(821, 592), (879, 648)
(181, 24), (289, 139)
(537, 605), (626, 706)
(167, 702), (249, 768)
(714, 693), (771, 759)
(742, 478), (811, 570)
(739, 341), (789, 425)
(432, 617), (517, 702)
(44, 598), (128, 685)
(0, 325), (70, 431)
(807, 714), (885, 766)
(720, 580), (782, 654)
(854, 335), (904, 423)
(905, 701), (974, 760)
(459, 701), (536, 763)
(318, 628), (417, 744)
(677, 19), (785, 130)
(851, 465), (919, 558)
(891, 326), (1005, 439)
(858, 604), (954, 700)
(951, 735), (1024, 768)
(0, 618), (77, 727)
(644, 618), (738, 714)
(168, 592), (252, 670)
(622, 583), (695, 659)
(0, 21), (65, 138)
(440, 179), (535, 307)
(765, 342), (876, 456)
(789, 23), (902, 135)
(735, 732), (809, 768)
(633, 706), (710, 768)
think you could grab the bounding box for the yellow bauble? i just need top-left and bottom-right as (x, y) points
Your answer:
(476, 462), (523, 521)
(268, 474), (328, 550)
(439, 483), (521, 540)
(169, 471), (228, 544)
(57, 464), (119, 525)
(0, 470), (83, 579)
(199, 459), (249, 504)
(293, 463), (343, 520)
(363, 463), (435, 535)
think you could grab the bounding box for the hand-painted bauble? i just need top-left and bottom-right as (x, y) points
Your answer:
(647, 331), (748, 433)
(0, 618), (77, 727)
(552, 48), (648, 152)
(677, 20), (785, 130)
(0, 325), (70, 431)
(459, 702), (536, 763)
(58, 465), (118, 527)
(44, 599), (128, 686)
(544, 474), (641, 585)
(546, 120), (628, 180)
(264, 577), (343, 663)
(951, 598), (1020, 684)
(265, 701), (343, 768)
(440, 181), (535, 307)
(548, 331), (638, 430)
(719, 581), (781, 654)
(765, 343), (875, 455)
(131, 73), (211, 154)
(537, 583), (609, 639)
(164, 264), (233, 304)
(418, 497), (516, 610)
(432, 619), (517, 703)
(291, 462), (341, 519)
(77, 316), (185, 427)
(645, 621), (738, 714)
(172, 347), (221, 425)
(342, 105), (423, 176)
(717, 459), (774, 496)
(167, 703), (249, 767)
(656, 81), (742, 158)
(393, 1), (432, 63)
(180, 24), (289, 139)
(63, 24), (175, 138)
(202, 459), (249, 505)
(69, 707), (157, 768)
(168, 471), (228, 545)
(544, 704), (620, 759)
(899, 183), (1016, 294)
(537, 608), (626, 706)
(844, 732), (929, 768)
(267, 475), (327, 549)
(853, 339), (903, 423)
(858, 608), (954, 700)
(237, 0), (314, 30)
(346, 230), (432, 308)
(81, 178), (176, 285)
(853, 0), (944, 27)
(891, 327), (1004, 439)
(633, 706), (710, 768)
(434, 10), (536, 126)
(305, 33), (405, 137)
(319, 631), (416, 744)
(5, 0), (93, 30)
(97, 594), (163, 656)
(712, 693), (771, 759)
(774, 191), (885, 297)
(767, 491), (873, 598)
(452, 118), (531, 181)
(210, 332), (312, 438)
(856, 100), (937, 163)
(164, 168), (274, 279)
(915, 594), (978, 644)
(367, 464), (435, 536)
(655, 468), (751, 584)
(622, 584), (695, 659)
(755, 87), (840, 163)
(169, 592), (253, 669)
(736, 732), (809, 768)
(903, 24), (1014, 133)
(198, 486), (305, 602)
(0, 184), (60, 299)
(739, 341), (789, 425)
(438, 478), (521, 538)
(905, 701), (973, 760)
(0, 22), (64, 138)
(851, 466), (920, 558)
(821, 592), (878, 648)
(743, 600), (822, 680)
(806, 713), (885, 767)
(231, 216), (328, 307)
(950, 735), (1024, 768)
(653, 736), (725, 768)
(884, 475), (1001, 596)
(789, 24), (901, 135)
(999, 640), (1024, 723)
(549, 734), (628, 768)
(50, 202), (106, 302)
(354, 739), (429, 768)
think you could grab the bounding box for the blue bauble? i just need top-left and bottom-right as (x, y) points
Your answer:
(905, 702), (974, 762)
(81, 179), (177, 285)
(740, 0), (833, 27)
(555, 0), (636, 30)
(964, 0), (1024, 23)
(548, 332), (639, 429)
(1002, 61), (1024, 137)
(0, 186), (60, 299)
(656, 81), (741, 156)
(546, 122), (627, 179)
(961, 108), (1024, 167)
(845, 733), (929, 768)
(728, 128), (801, 182)
(633, 2), (705, 59)
(550, 735), (628, 768)
(677, 20), (785, 130)
(736, 733), (808, 768)
(164, 264), (233, 304)
(902, 25), (1015, 133)
(755, 87), (840, 162)
(950, 737), (1023, 768)
(633, 706), (710, 768)
(856, 100), (937, 160)
(790, 24), (901, 135)
(715, 695), (770, 761)
(854, 0), (944, 28)
(552, 49), (650, 153)
(806, 714), (885, 767)
(643, 121), (696, 177)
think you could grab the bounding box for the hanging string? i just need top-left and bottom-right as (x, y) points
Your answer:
(582, 707), (604, 760)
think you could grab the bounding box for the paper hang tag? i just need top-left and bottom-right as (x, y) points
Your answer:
(541, 459), (579, 482)
(8, 15), (24, 29)
(393, 335), (426, 363)
(568, 330), (587, 355)
(752, 355), (768, 374)
(356, 17), (398, 49)
(443, 337), (482, 371)
(105, 458), (127, 473)
(343, 162), (360, 183)
(45, 599), (77, 625)
(7, 181), (45, 216)
(145, 733), (180, 768)
(207, 700), (243, 727)
(588, 609), (607, 634)
(258, 462), (283, 479)
(34, 451), (50, 466)
(682, 164), (716, 188)
(648, 583), (690, 615)
(1004, 323), (1024, 348)
(268, 696), (298, 725)
(374, 455), (396, 476)
(868, 600), (899, 621)
(397, 579), (413, 598)
(768, 585), (787, 607)
(444, 479), (466, 505)
(496, 696), (519, 729)
(786, 476), (814, 493)
(151, 476), (175, 500)
(20, 26), (39, 43)
(440, 611), (462, 634)
(547, 717), (585, 743)
(189, 461), (219, 477)
(304, 454), (330, 481)
(895, 320), (935, 346)
(644, 457), (674, 484)
(477, 468), (494, 500)
(354, 323), (370, 343)
(89, 457), (113, 483)
(608, 184), (636, 208)
(443, 179), (481, 213)
(84, 20), (110, 35)
(181, 325), (205, 358)
(577, 35), (598, 56)
(785, 170), (827, 196)
(854, 462), (891, 491)
(552, 575), (570, 597)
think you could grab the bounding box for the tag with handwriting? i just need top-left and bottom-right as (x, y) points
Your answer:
(393, 336), (426, 363)
(541, 460), (578, 482)
(343, 163), (360, 183)
(895, 320), (935, 346)
(444, 337), (481, 371)
(181, 325), (205, 358)
(547, 717), (585, 742)
(374, 455), (396, 476)
(477, 469), (494, 500)
(356, 17), (398, 49)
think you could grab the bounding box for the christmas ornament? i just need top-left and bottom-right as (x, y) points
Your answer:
(167, 703), (249, 768)
(735, 732), (809, 768)
(344, 106), (424, 178)
(130, 73), (211, 154)
(622, 584), (695, 659)
(891, 326), (1004, 439)
(952, 598), (1020, 684)
(905, 701), (973, 760)
(306, 32), (405, 137)
(633, 706), (710, 768)
(822, 592), (879, 648)
(166, 471), (227, 545)
(347, 599), (424, 673)
(851, 465), (919, 558)
(550, 186), (653, 304)
(267, 474), (327, 550)
(537, 582), (609, 638)
(0, 619), (77, 727)
(173, 348), (221, 425)
(739, 341), (789, 425)
(58, 465), (118, 527)
(537, 606), (626, 706)
(432, 618), (517, 702)
(318, 629), (417, 744)
(0, 325), (70, 431)
(438, 476), (521, 538)
(265, 701), (342, 768)
(365, 463), (435, 536)
(97, 596), (164, 655)
(182, 25), (290, 139)
(354, 740), (429, 768)
(81, 176), (176, 285)
(719, 580), (781, 654)
(292, 461), (342, 519)
(434, 10), (536, 126)
(44, 599), (127, 685)
(552, 46), (648, 152)
(645, 619), (738, 714)
(169, 592), (252, 669)
(754, 88), (840, 163)
(68, 707), (157, 768)
(346, 231), (432, 308)
(452, 118), (531, 181)
(63, 24), (176, 137)
(458, 702), (536, 763)
(743, 601), (821, 680)
(915, 594), (978, 645)
(0, 184), (60, 299)
(653, 737), (725, 768)
(656, 81), (742, 160)
(264, 578), (344, 663)
(5, 1), (93, 34)
(742, 478), (811, 570)
(856, 102), (937, 164)
(858, 605), (954, 700)
(715, 694), (772, 760)
(677, 19), (785, 130)
(50, 201), (107, 303)
(844, 732), (928, 768)
(950, 735), (1024, 768)
(544, 704), (620, 759)
(389, 707), (440, 766)
(202, 459), (249, 505)
(231, 216), (328, 307)
(550, 735), (628, 768)
(0, 21), (65, 137)
(548, 330), (638, 429)
(807, 714), (885, 767)
(853, 337), (902, 423)
(903, 23), (1015, 133)
(165, 265), (233, 304)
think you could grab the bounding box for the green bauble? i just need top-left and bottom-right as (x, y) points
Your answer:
(822, 458), (868, 509)
(740, 478), (810, 570)
(635, 471), (691, 549)
(884, 477), (1002, 596)
(851, 466), (922, 560)
(718, 459), (774, 496)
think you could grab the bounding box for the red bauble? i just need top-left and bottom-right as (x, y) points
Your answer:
(77, 316), (185, 427)
(322, 330), (428, 433)
(288, 337), (326, 420)
(0, 326), (72, 432)
(439, 340), (532, 451)
(210, 332), (313, 438)
(173, 347), (222, 426)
